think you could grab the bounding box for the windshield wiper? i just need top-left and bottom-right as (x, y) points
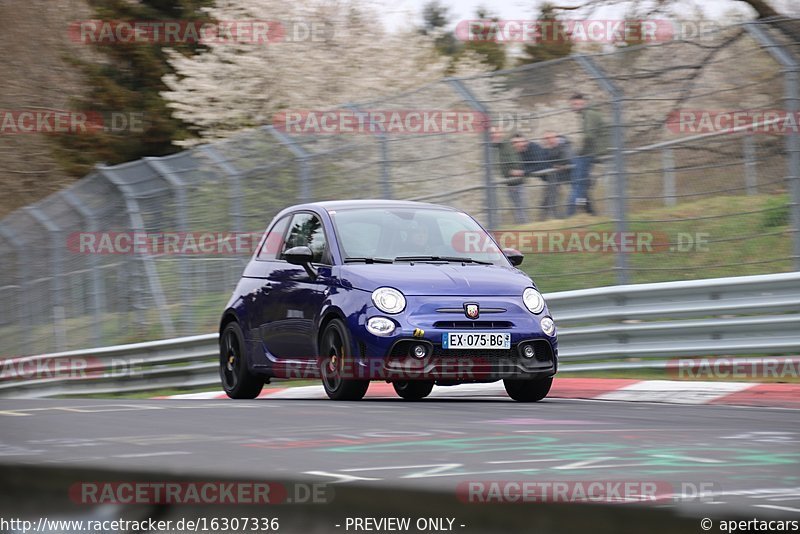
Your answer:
(343, 257), (394, 264)
(393, 255), (493, 265)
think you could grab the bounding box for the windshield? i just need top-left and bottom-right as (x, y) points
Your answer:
(329, 207), (507, 265)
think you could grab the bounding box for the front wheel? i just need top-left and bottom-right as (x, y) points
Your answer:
(220, 321), (264, 399)
(393, 380), (434, 400)
(319, 319), (369, 401)
(503, 377), (553, 402)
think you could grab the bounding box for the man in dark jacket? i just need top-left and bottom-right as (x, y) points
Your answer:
(491, 126), (527, 225)
(567, 93), (609, 216)
(539, 131), (574, 220)
(511, 133), (548, 176)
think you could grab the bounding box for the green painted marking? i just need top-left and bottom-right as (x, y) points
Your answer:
(326, 435), (800, 471)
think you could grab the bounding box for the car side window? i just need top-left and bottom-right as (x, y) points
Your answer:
(281, 213), (329, 264)
(257, 215), (290, 261)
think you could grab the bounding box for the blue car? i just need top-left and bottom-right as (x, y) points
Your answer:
(219, 200), (557, 401)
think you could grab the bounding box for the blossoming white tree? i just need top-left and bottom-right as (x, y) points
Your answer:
(162, 0), (472, 145)
(162, 0), (532, 222)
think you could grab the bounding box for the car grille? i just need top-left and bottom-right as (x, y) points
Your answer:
(432, 320), (514, 329)
(432, 346), (517, 359)
(389, 339), (554, 363)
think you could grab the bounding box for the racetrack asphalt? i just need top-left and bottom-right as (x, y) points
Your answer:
(1, 394), (798, 520)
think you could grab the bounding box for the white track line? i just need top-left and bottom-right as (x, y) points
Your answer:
(596, 380), (754, 404)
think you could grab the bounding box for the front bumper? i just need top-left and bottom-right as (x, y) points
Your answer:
(347, 295), (558, 381)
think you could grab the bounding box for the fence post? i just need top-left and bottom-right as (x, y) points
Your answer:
(743, 133), (758, 195)
(745, 22), (800, 270)
(144, 157), (193, 333)
(446, 78), (496, 230)
(0, 224), (33, 355)
(574, 55), (629, 284)
(96, 165), (176, 338)
(200, 145), (246, 286)
(787, 68), (800, 270)
(345, 104), (393, 199)
(264, 126), (312, 203)
(25, 206), (67, 352)
(200, 146), (242, 233)
(61, 190), (104, 348)
(662, 148), (677, 207)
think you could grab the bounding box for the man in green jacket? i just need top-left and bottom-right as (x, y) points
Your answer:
(490, 126), (527, 224)
(567, 93), (609, 216)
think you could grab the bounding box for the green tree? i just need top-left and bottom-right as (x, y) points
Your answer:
(420, 0), (461, 57)
(462, 8), (506, 71)
(518, 3), (572, 66)
(55, 0), (211, 176)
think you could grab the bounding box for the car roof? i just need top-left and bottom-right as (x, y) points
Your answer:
(301, 199), (459, 212)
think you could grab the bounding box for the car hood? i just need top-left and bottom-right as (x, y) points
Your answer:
(339, 263), (534, 296)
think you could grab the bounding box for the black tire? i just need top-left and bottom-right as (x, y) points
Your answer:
(393, 380), (434, 400)
(503, 377), (553, 402)
(319, 319), (369, 401)
(219, 321), (264, 399)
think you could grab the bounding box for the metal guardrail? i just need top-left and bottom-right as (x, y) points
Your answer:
(1, 272), (798, 398)
(548, 271), (800, 360)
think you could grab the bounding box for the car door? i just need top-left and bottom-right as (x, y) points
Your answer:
(246, 214), (290, 360)
(261, 211), (332, 360)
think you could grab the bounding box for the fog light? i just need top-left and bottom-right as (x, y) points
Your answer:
(541, 317), (556, 337)
(366, 316), (395, 336)
(412, 344), (428, 359)
(522, 344), (535, 359)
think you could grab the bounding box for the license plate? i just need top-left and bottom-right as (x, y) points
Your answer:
(442, 332), (511, 350)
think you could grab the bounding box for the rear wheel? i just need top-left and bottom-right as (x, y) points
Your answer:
(503, 377), (552, 402)
(393, 380), (434, 401)
(220, 321), (264, 399)
(319, 319), (369, 401)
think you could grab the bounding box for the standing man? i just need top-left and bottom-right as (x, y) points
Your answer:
(512, 133), (549, 221)
(540, 131), (574, 220)
(490, 126), (527, 225)
(567, 93), (609, 216)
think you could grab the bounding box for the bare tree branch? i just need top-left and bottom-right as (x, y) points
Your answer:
(735, 0), (781, 18)
(551, 0), (785, 18)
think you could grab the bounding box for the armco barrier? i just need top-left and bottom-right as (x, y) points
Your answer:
(1, 272), (798, 398)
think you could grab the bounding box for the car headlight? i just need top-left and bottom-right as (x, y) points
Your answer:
(366, 316), (395, 336)
(372, 287), (406, 314)
(523, 287), (545, 314)
(541, 316), (556, 336)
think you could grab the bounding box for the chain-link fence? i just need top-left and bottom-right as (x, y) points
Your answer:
(1, 19), (798, 356)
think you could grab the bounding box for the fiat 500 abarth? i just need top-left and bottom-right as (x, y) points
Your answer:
(219, 200), (557, 401)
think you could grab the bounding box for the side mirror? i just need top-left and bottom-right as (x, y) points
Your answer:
(503, 248), (524, 266)
(284, 246), (317, 278)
